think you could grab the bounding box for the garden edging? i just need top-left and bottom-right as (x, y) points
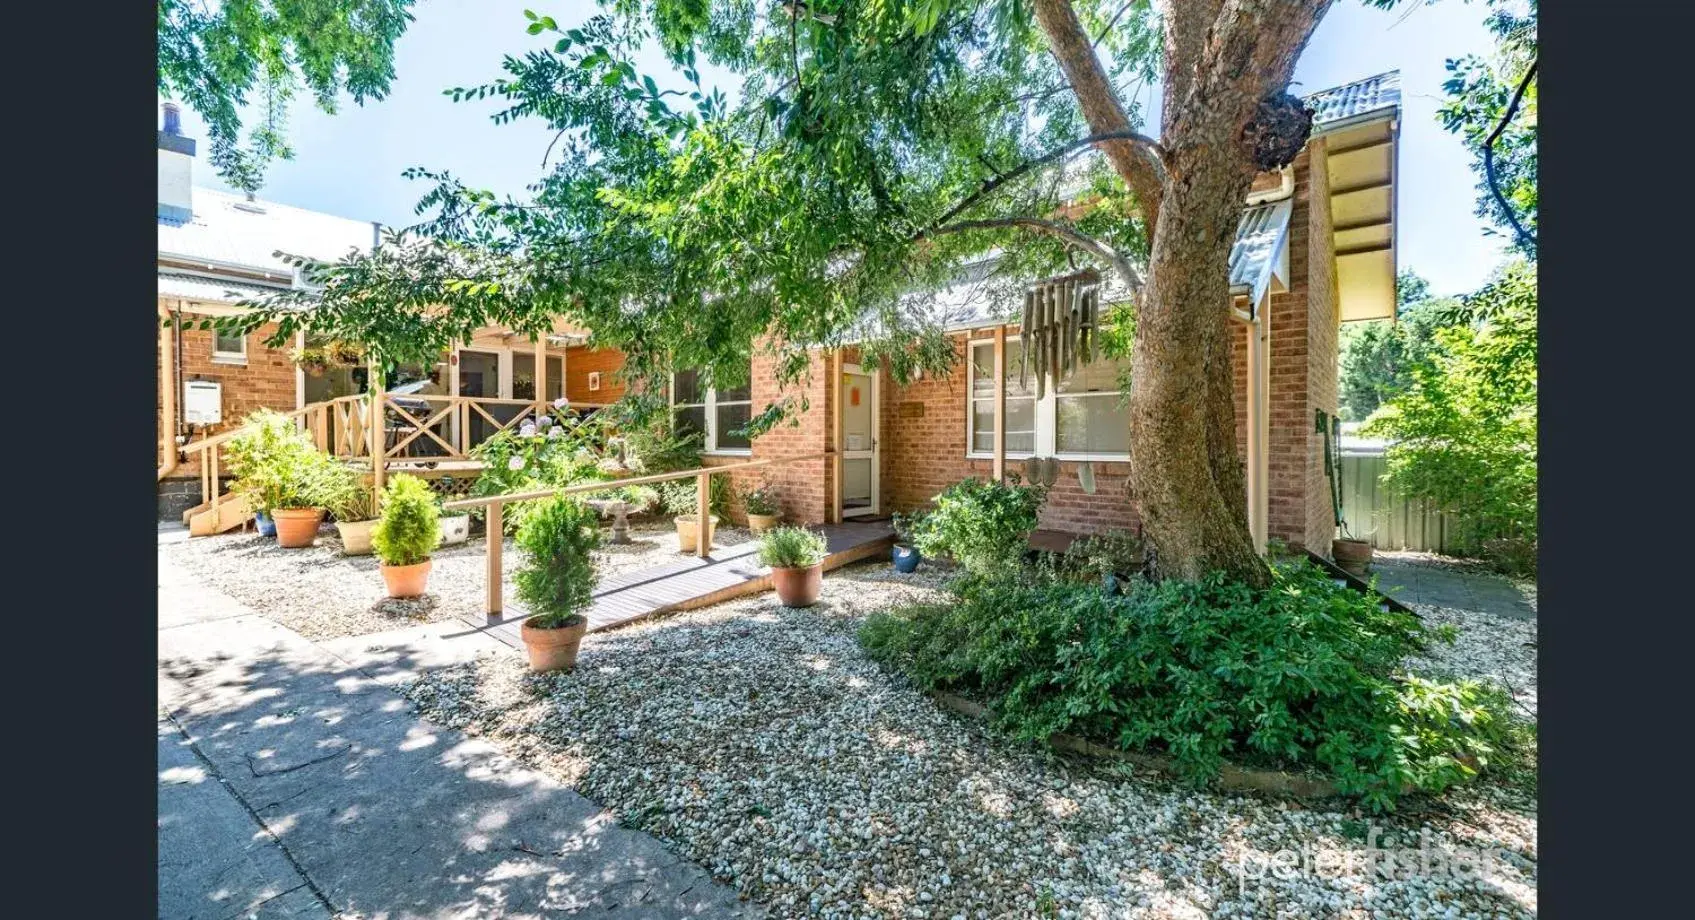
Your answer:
(928, 690), (1345, 800)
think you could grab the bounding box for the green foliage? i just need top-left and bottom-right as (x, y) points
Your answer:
(1064, 529), (1145, 579)
(1362, 262), (1537, 573)
(157, 0), (416, 194)
(1437, 0), (1537, 257)
(1337, 271), (1454, 421)
(859, 563), (1511, 810)
(320, 464), (372, 522)
(908, 476), (1046, 576)
(371, 474), (441, 566)
(740, 482), (779, 516)
(225, 409), (346, 512)
(757, 526), (827, 569)
(514, 495), (603, 628)
(466, 409), (615, 531)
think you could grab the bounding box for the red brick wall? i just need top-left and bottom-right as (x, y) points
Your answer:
(159, 310), (299, 479)
(1304, 140), (1341, 554)
(564, 346), (627, 405)
(713, 347), (836, 527)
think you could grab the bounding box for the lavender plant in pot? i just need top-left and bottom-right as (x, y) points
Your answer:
(515, 495), (603, 672)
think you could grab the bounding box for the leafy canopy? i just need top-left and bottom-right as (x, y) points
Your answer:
(227, 1), (1159, 406)
(1438, 0), (1537, 256)
(158, 0), (417, 194)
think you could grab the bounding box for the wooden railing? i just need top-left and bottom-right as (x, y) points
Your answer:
(175, 394), (612, 529)
(441, 451), (831, 621)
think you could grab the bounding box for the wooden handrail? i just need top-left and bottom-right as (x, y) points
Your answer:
(455, 450), (833, 620)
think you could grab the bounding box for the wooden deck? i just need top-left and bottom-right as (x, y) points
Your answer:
(461, 520), (896, 649)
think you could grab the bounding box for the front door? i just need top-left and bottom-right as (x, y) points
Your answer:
(840, 365), (879, 517)
(457, 349), (504, 448)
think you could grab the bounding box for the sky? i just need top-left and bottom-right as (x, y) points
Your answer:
(163, 0), (1512, 297)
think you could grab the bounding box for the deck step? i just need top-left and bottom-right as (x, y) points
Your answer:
(187, 492), (252, 536)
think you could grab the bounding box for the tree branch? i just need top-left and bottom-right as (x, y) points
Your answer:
(1483, 56), (1537, 252)
(1032, 0), (1167, 234)
(926, 217), (1142, 294)
(926, 129), (1167, 231)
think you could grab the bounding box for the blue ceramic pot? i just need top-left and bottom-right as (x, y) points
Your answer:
(254, 510), (277, 537)
(892, 544), (921, 573)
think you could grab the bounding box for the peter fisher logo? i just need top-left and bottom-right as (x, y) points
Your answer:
(1233, 825), (1510, 896)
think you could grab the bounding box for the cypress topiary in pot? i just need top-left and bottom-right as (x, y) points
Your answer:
(371, 475), (441, 597)
(515, 495), (603, 672)
(759, 526), (829, 607)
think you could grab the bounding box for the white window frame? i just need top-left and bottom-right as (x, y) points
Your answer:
(211, 329), (248, 365)
(670, 369), (753, 456)
(965, 337), (1132, 463)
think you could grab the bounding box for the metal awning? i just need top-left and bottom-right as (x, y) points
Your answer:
(1230, 199), (1293, 314)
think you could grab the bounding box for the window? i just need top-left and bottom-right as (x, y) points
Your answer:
(212, 330), (246, 364)
(966, 338), (1131, 460)
(672, 363), (753, 454)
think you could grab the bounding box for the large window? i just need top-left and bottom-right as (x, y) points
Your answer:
(672, 364), (753, 454)
(966, 338), (1131, 461)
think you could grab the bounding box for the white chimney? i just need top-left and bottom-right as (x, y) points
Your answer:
(158, 103), (195, 224)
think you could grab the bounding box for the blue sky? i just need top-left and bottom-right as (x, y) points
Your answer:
(165, 0), (1510, 297)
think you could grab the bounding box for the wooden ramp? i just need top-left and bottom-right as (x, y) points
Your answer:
(463, 520), (895, 649)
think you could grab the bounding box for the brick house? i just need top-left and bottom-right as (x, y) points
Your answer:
(683, 72), (1400, 557)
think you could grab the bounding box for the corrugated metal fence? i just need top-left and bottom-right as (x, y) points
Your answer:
(1338, 452), (1469, 554)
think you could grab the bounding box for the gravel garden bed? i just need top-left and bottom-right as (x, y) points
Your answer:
(403, 561), (1538, 920)
(161, 518), (757, 640)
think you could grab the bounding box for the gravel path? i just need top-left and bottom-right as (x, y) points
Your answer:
(160, 519), (757, 640)
(404, 562), (1538, 920)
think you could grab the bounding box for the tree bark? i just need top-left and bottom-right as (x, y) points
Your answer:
(1032, 0), (1334, 586)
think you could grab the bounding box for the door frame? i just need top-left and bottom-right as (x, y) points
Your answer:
(838, 362), (880, 518)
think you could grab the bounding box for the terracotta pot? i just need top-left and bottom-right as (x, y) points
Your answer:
(770, 562), (824, 608)
(674, 514), (718, 553)
(380, 559), (432, 598)
(521, 615), (588, 673)
(336, 519), (377, 556)
(1333, 538), (1373, 577)
(272, 508), (325, 548)
(747, 512), (779, 534)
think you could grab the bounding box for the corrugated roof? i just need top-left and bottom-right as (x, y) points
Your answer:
(1229, 199), (1293, 307)
(157, 272), (285, 305)
(1306, 71), (1400, 129)
(157, 187), (374, 276)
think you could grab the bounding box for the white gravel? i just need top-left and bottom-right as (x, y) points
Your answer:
(161, 518), (757, 640)
(404, 562), (1538, 920)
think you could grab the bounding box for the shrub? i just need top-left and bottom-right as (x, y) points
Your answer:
(741, 482), (779, 516)
(859, 563), (1510, 810)
(908, 476), (1046, 576)
(226, 409), (345, 513)
(322, 465), (372, 522)
(1064, 529), (1145, 580)
(514, 495), (603, 628)
(758, 526), (827, 569)
(371, 475), (441, 567)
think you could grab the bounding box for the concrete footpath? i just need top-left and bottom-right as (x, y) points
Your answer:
(158, 529), (759, 919)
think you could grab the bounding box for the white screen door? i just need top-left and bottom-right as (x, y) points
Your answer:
(840, 365), (879, 517)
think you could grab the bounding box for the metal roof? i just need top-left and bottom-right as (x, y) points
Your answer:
(1305, 71), (1400, 131)
(157, 271), (286, 305)
(1229, 199), (1293, 308)
(157, 187), (375, 278)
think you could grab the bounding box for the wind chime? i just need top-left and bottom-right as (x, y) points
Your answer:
(1017, 269), (1105, 491)
(1018, 268), (1103, 400)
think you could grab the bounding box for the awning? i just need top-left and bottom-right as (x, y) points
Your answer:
(157, 271), (284, 306)
(1230, 199), (1293, 313)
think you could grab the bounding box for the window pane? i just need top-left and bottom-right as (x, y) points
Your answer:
(716, 360), (753, 402)
(1056, 394), (1131, 455)
(971, 341), (1035, 399)
(715, 402), (752, 450)
(674, 405), (706, 442)
(673, 369), (703, 405)
(971, 397), (1035, 454)
(214, 331), (244, 354)
(1057, 353), (1128, 394)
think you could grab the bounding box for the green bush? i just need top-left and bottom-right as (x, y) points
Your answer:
(226, 409), (346, 513)
(757, 526), (827, 569)
(1064, 529), (1145, 580)
(859, 563), (1510, 810)
(514, 495), (603, 628)
(740, 482), (779, 516)
(321, 464), (371, 522)
(908, 476), (1046, 576)
(371, 474), (441, 567)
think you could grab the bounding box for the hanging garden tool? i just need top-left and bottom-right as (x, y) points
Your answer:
(1019, 269), (1102, 399)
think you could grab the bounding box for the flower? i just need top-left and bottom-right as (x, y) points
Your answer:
(507, 455), (526, 471)
(552, 396), (570, 408)
(519, 423), (537, 438)
(536, 415), (553, 430)
(546, 426), (563, 440)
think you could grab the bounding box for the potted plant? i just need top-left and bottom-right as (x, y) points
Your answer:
(890, 511), (923, 573)
(226, 409), (303, 540)
(674, 512), (718, 553)
(371, 474), (441, 598)
(514, 495), (602, 672)
(759, 526), (829, 607)
(741, 483), (780, 534)
(1333, 527), (1373, 578)
(328, 476), (378, 556)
